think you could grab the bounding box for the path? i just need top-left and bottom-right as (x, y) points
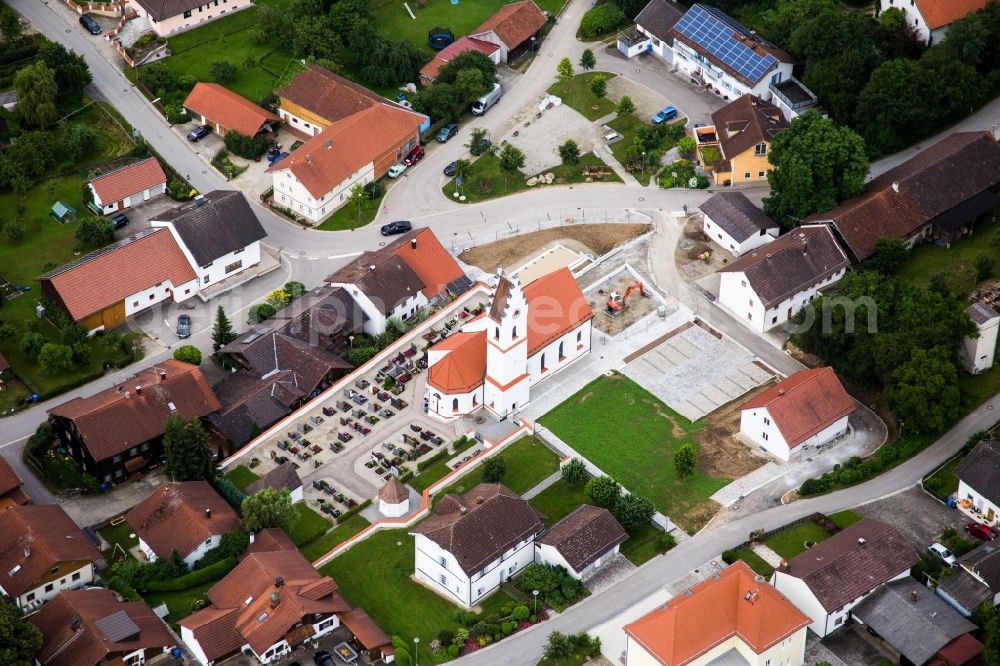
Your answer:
(521, 471), (562, 500)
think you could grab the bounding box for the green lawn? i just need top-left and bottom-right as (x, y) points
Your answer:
(223, 465), (259, 490)
(925, 455), (962, 499)
(960, 363), (1000, 409)
(897, 217), (1000, 293)
(98, 521), (139, 560)
(301, 513), (371, 562)
(433, 436), (560, 503)
(620, 523), (666, 566)
(606, 114), (684, 186)
(764, 511), (862, 560)
(539, 373), (727, 532)
(145, 580), (216, 625)
(285, 503), (332, 547)
(529, 479), (590, 527)
(319, 529), (514, 664)
(728, 547), (775, 579)
(410, 437), (481, 493)
(547, 72), (617, 121)
(316, 185), (386, 231)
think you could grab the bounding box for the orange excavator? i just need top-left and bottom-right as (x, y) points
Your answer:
(606, 282), (646, 316)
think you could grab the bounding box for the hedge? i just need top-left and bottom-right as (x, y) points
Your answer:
(335, 499), (372, 526)
(143, 557), (235, 592)
(417, 449), (449, 471)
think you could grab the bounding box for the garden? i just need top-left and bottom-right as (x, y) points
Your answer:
(547, 72), (617, 121)
(606, 114), (689, 187)
(431, 436), (561, 503)
(762, 510), (861, 560)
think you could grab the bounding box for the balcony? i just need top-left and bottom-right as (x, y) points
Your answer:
(769, 76), (818, 112)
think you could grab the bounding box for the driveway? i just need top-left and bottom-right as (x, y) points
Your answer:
(856, 485), (969, 550)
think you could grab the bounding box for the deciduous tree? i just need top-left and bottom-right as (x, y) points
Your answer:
(556, 57), (574, 82)
(482, 455), (506, 483)
(613, 493), (655, 531)
(38, 343), (74, 374)
(38, 42), (92, 98)
(558, 139), (580, 165)
(586, 475), (621, 509)
(14, 61), (58, 129)
(75, 216), (115, 250)
(242, 487), (294, 532)
(209, 60), (238, 83)
(498, 143), (525, 181)
(888, 346), (962, 435)
(589, 74), (607, 99)
(868, 238), (909, 275)
(173, 345), (203, 365)
(673, 443), (696, 480)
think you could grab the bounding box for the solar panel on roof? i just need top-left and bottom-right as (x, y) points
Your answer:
(94, 610), (141, 643)
(673, 4), (777, 84)
(446, 274), (473, 296)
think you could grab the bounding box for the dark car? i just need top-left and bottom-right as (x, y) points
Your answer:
(443, 161), (457, 177)
(403, 144), (425, 166)
(176, 314), (192, 339)
(381, 220), (412, 236)
(79, 15), (102, 35)
(313, 651), (335, 666)
(436, 122), (458, 143)
(187, 125), (211, 142)
(966, 522), (997, 541)
(110, 213), (129, 230)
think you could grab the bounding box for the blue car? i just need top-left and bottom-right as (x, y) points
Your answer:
(652, 105), (678, 124)
(436, 123), (459, 143)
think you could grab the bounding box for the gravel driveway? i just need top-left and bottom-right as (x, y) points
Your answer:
(856, 485), (968, 549)
(501, 103), (597, 175)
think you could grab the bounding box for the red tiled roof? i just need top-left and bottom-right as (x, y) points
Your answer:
(39, 228), (196, 322)
(428, 331), (487, 393)
(916, 0), (990, 29)
(390, 228), (466, 299)
(0, 456), (23, 497)
(420, 36), (499, 81)
(340, 608), (391, 650)
(740, 367), (855, 448)
(184, 82), (279, 137)
(523, 267), (593, 355)
(277, 63), (410, 125)
(268, 103), (424, 198)
(48, 359), (221, 463)
(88, 157), (166, 206)
(240, 527), (297, 561)
(625, 561), (810, 665)
(473, 0), (547, 50)
(126, 481), (240, 561)
(936, 632), (984, 665)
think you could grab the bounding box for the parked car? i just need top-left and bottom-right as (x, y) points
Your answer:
(403, 144), (425, 166)
(471, 82), (502, 115)
(187, 125), (211, 142)
(79, 15), (102, 35)
(443, 161), (458, 177)
(965, 522), (997, 541)
(928, 542), (958, 566)
(388, 163), (407, 178)
(313, 652), (334, 666)
(436, 123), (459, 143)
(176, 314), (191, 339)
(652, 105), (678, 124)
(381, 220), (412, 236)
(110, 213), (129, 230)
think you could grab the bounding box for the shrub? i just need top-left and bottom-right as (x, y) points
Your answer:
(249, 302), (276, 324)
(224, 131), (268, 160)
(721, 549), (736, 564)
(173, 345), (202, 365)
(579, 3), (626, 39)
(658, 531), (677, 552)
(447, 644), (460, 658)
(558, 139), (580, 165)
(283, 281), (306, 298)
(144, 557), (236, 592)
(518, 563), (583, 611)
(561, 458), (588, 486)
(418, 449), (449, 471)
(511, 605), (530, 621)
(482, 455), (506, 483)
(209, 60), (237, 83)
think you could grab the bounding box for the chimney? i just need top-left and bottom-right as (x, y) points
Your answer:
(135, 385), (142, 396)
(23, 545), (30, 558)
(305, 154), (313, 163)
(858, 537), (866, 545)
(275, 576), (284, 588)
(892, 181), (899, 193)
(910, 590), (918, 602)
(324, 139), (332, 149)
(125, 391), (130, 400)
(70, 617), (81, 631)
(411, 238), (417, 251)
(459, 506), (468, 514)
(205, 508), (212, 519)
(270, 591), (280, 609)
(195, 195), (205, 207)
(369, 264), (376, 271)
(778, 388), (785, 396)
(160, 370), (167, 381)
(476, 496), (484, 505)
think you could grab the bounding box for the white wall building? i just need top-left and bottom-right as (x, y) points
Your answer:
(87, 157), (167, 216)
(534, 505), (627, 580)
(955, 439), (1000, 526)
(963, 303), (999, 375)
(378, 476), (410, 518)
(878, 0), (991, 45)
(619, 0), (684, 61)
(699, 191), (779, 257)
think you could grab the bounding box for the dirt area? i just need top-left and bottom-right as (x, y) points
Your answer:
(458, 223), (649, 272)
(696, 384), (770, 478)
(588, 271), (658, 335)
(605, 76), (674, 121)
(675, 215), (733, 282)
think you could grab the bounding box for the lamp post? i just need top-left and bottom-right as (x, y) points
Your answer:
(642, 151), (646, 179)
(414, 637), (420, 666)
(532, 589), (539, 614)
(349, 335), (354, 349)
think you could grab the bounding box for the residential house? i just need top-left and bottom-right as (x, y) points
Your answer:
(852, 578), (982, 666)
(87, 157), (167, 216)
(29, 588), (176, 666)
(936, 542), (1000, 616)
(411, 483), (544, 608)
(39, 228), (199, 331)
(0, 456), (29, 511)
(420, 36), (501, 85)
(962, 302), (999, 374)
(469, 0), (547, 64)
(807, 131), (1000, 263)
(337, 608), (394, 664)
(326, 227), (469, 336)
(771, 518), (918, 637)
(127, 480), (241, 569)
(378, 475), (410, 518)
(179, 535), (352, 664)
(183, 82), (279, 138)
(768, 76), (822, 121)
(48, 359), (221, 483)
(149, 190), (268, 292)
(618, 0), (685, 60)
(0, 505), (101, 612)
(695, 94), (789, 187)
(131, 0), (253, 37)
(878, 0), (991, 45)
(424, 266), (592, 421)
(246, 462), (303, 503)
(954, 439), (1000, 526)
(717, 225), (850, 333)
(670, 4), (795, 101)
(624, 560), (811, 666)
(241, 527), (297, 561)
(699, 191), (779, 256)
(534, 505), (627, 580)
(739, 367), (855, 462)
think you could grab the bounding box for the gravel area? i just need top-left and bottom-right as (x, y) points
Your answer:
(502, 103), (598, 175)
(856, 485), (968, 550)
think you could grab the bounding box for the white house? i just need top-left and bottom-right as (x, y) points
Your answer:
(87, 157), (167, 215)
(246, 461), (304, 504)
(878, 0), (991, 45)
(771, 519), (918, 638)
(963, 303), (999, 375)
(411, 483), (544, 608)
(718, 225), (850, 333)
(625, 560), (811, 666)
(618, 0), (684, 60)
(126, 481), (242, 570)
(739, 367), (855, 462)
(467, 0), (547, 65)
(955, 439), (1000, 526)
(937, 543), (1000, 618)
(424, 266), (593, 422)
(378, 476), (410, 518)
(534, 505), (627, 580)
(699, 191), (779, 257)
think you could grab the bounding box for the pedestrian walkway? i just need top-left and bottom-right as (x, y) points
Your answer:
(710, 462), (782, 507)
(749, 542), (783, 568)
(522, 471), (562, 500)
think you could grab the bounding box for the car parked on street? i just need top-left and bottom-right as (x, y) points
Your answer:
(110, 213), (129, 230)
(381, 220), (412, 236)
(436, 123), (458, 143)
(403, 145), (425, 166)
(965, 522), (997, 541)
(187, 125), (211, 142)
(388, 163), (407, 178)
(176, 314), (192, 339)
(928, 542), (958, 566)
(652, 105), (678, 124)
(79, 15), (103, 35)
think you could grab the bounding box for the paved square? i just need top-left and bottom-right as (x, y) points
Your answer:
(623, 325), (772, 420)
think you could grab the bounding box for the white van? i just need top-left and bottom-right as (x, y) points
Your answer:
(471, 83), (502, 116)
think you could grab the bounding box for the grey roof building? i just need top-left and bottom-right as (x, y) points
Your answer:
(152, 190), (266, 267)
(699, 191), (779, 246)
(955, 439), (1000, 507)
(633, 0), (685, 41)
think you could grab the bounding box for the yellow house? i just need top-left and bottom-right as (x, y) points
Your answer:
(697, 94), (789, 187)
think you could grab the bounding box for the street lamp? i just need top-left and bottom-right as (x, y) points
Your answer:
(532, 589), (539, 614)
(414, 637), (420, 666)
(642, 151), (646, 179)
(349, 335), (354, 349)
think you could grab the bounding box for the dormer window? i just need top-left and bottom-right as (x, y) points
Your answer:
(755, 142), (768, 156)
(512, 326), (517, 339)
(495, 327), (500, 340)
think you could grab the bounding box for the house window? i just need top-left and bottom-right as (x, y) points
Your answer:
(576, 331), (582, 343)
(744, 172), (752, 180)
(764, 417), (770, 426)
(835, 616), (843, 625)
(558, 341), (564, 359)
(440, 556), (447, 567)
(477, 587), (484, 596)
(130, 447), (138, 456)
(183, 10), (192, 17)
(149, 293), (155, 300)
(758, 171), (766, 178)
(772, 315), (778, 324)
(748, 313), (753, 321)
(741, 280), (747, 287)
(140, 443), (149, 451)
(203, 275), (210, 284)
(72, 572), (81, 581)
(26, 593), (35, 602)
(495, 327), (500, 340)
(225, 260), (243, 273)
(512, 325), (517, 338)
(762, 432), (769, 441)
(540, 353), (546, 371)
(440, 574), (448, 585)
(113, 455), (122, 463)
(45, 583), (54, 593)
(452, 398), (459, 412)
(755, 143), (768, 156)
(133, 301), (138, 307)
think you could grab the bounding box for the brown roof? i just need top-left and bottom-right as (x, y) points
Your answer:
(420, 36), (499, 82)
(488, 275), (513, 323)
(39, 228), (196, 322)
(131, 0), (203, 22)
(326, 248), (425, 314)
(473, 0), (547, 49)
(778, 518), (918, 613)
(711, 94), (788, 161)
(0, 505), (100, 598)
(340, 608), (391, 649)
(389, 228), (467, 299)
(240, 527), (297, 561)
(126, 481), (241, 561)
(411, 483), (543, 575)
(0, 456), (23, 497)
(246, 462), (302, 496)
(954, 440), (1000, 508)
(699, 191), (778, 243)
(538, 505), (627, 573)
(719, 225), (849, 308)
(807, 132), (1000, 262)
(915, 0), (990, 29)
(30, 588), (174, 666)
(278, 63), (411, 125)
(88, 157), (166, 205)
(740, 368), (855, 448)
(378, 476), (409, 504)
(48, 359), (221, 463)
(184, 82), (279, 137)
(181, 549), (350, 662)
(625, 561), (810, 665)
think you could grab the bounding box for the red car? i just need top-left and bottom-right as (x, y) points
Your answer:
(403, 145), (425, 166)
(965, 522), (997, 541)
